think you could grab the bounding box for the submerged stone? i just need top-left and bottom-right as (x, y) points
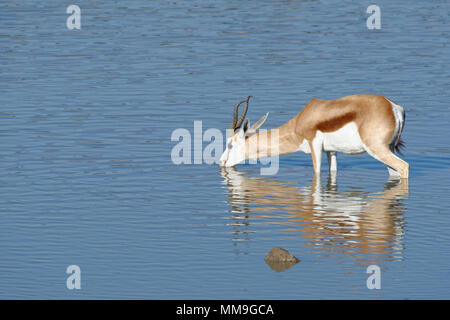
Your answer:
(264, 248), (300, 272)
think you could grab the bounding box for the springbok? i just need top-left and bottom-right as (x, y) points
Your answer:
(219, 95), (409, 178)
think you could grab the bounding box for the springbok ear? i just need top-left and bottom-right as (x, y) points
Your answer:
(237, 125), (246, 138)
(245, 112), (269, 136)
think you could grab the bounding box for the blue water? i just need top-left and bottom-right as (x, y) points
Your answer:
(1, 0), (449, 299)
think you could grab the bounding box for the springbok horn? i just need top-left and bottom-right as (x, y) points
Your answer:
(235, 96), (252, 129)
(248, 112), (269, 133)
(230, 98), (248, 129)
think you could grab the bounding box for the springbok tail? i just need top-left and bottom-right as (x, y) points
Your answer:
(394, 137), (405, 156)
(389, 99), (406, 156)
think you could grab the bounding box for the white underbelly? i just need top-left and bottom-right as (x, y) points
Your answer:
(322, 122), (365, 154)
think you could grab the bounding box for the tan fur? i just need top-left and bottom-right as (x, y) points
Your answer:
(243, 94), (409, 178)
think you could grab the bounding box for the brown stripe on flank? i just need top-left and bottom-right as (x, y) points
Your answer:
(315, 112), (356, 132)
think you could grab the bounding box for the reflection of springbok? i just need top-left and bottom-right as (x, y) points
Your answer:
(221, 167), (408, 262)
(219, 95), (409, 178)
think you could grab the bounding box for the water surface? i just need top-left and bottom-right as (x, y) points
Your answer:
(0, 0), (449, 299)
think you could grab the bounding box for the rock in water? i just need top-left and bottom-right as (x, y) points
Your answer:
(265, 247), (299, 262)
(264, 248), (300, 272)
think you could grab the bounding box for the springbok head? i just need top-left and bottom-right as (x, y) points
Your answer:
(219, 96), (269, 167)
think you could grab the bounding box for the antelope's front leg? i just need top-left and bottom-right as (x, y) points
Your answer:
(309, 138), (324, 175)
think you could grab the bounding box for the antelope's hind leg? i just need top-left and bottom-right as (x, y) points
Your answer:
(327, 151), (337, 172)
(364, 145), (409, 179)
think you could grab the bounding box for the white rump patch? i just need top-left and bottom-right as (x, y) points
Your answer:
(386, 99), (405, 147)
